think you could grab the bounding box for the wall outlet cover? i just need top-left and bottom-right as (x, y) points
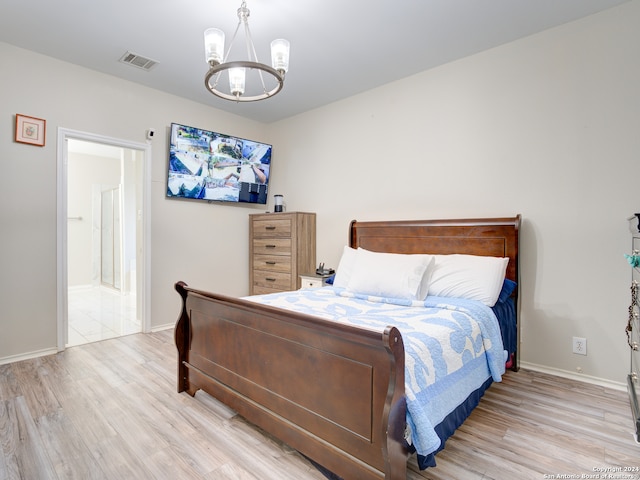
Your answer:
(572, 336), (587, 355)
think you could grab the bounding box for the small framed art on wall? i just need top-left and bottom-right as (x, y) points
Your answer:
(15, 114), (46, 147)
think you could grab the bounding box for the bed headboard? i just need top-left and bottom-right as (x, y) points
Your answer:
(349, 215), (522, 371)
(349, 215), (521, 285)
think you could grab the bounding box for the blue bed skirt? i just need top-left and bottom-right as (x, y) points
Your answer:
(410, 296), (514, 469)
(413, 376), (494, 469)
(492, 296), (517, 358)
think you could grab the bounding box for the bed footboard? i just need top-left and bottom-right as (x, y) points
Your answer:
(174, 281), (408, 480)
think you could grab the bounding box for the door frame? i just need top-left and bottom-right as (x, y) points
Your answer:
(56, 128), (151, 351)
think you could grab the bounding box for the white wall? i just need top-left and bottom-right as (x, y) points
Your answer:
(268, 1), (640, 385)
(1, 1), (639, 385)
(0, 42), (269, 361)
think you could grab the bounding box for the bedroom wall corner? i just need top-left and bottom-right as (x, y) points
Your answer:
(0, 41), (271, 361)
(265, 0), (640, 385)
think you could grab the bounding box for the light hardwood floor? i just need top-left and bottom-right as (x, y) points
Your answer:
(1, 330), (638, 480)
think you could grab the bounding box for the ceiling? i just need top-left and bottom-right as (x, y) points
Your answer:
(0, 0), (629, 124)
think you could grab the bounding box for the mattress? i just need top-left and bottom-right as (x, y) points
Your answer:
(246, 286), (507, 463)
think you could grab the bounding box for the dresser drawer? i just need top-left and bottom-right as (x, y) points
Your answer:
(253, 254), (292, 273)
(253, 218), (292, 238)
(253, 238), (292, 255)
(252, 285), (284, 296)
(252, 270), (292, 291)
(300, 276), (328, 289)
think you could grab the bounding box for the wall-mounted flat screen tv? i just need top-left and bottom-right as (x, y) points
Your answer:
(166, 122), (271, 205)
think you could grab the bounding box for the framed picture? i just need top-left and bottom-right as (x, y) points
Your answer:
(15, 114), (46, 147)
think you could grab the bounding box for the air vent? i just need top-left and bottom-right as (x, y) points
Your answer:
(119, 51), (158, 71)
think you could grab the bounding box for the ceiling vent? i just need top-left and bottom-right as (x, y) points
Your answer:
(119, 51), (158, 71)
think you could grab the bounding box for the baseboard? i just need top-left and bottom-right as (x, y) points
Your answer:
(0, 347), (58, 366)
(0, 343), (627, 395)
(520, 361), (626, 392)
(151, 323), (174, 333)
(1, 328), (173, 366)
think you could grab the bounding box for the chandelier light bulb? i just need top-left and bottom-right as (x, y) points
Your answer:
(270, 39), (290, 74)
(204, 28), (225, 65)
(229, 67), (246, 97)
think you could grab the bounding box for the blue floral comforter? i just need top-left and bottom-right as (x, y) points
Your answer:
(246, 286), (506, 458)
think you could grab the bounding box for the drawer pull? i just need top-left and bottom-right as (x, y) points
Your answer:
(633, 342), (639, 351)
(265, 261), (276, 265)
(265, 226), (276, 230)
(266, 277), (276, 282)
(265, 244), (276, 248)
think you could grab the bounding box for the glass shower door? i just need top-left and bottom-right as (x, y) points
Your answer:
(101, 186), (121, 290)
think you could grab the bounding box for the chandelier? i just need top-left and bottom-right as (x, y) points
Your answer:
(204, 1), (290, 102)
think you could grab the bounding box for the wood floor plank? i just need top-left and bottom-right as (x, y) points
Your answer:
(142, 446), (204, 480)
(204, 461), (261, 480)
(10, 359), (61, 420)
(90, 435), (156, 480)
(0, 366), (20, 402)
(36, 408), (107, 480)
(1, 330), (639, 480)
(0, 400), (17, 480)
(4, 396), (58, 480)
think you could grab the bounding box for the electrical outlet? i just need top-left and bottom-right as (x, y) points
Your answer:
(572, 336), (587, 355)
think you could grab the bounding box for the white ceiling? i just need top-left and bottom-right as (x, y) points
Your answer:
(0, 0), (629, 124)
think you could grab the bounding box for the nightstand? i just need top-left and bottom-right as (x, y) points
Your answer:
(299, 273), (332, 289)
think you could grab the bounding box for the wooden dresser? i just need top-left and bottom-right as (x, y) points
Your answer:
(250, 212), (316, 295)
(627, 214), (640, 442)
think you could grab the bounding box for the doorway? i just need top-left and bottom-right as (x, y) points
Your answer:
(57, 129), (151, 350)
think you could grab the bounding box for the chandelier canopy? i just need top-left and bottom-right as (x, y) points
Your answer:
(204, 1), (290, 102)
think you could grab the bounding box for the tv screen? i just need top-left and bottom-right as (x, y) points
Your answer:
(166, 122), (272, 204)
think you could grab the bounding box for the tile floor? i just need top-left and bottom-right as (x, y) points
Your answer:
(67, 285), (140, 347)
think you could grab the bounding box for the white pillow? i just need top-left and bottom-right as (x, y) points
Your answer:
(346, 248), (434, 300)
(427, 254), (509, 306)
(332, 246), (357, 288)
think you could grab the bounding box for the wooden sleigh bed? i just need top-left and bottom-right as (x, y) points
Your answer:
(174, 215), (521, 480)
